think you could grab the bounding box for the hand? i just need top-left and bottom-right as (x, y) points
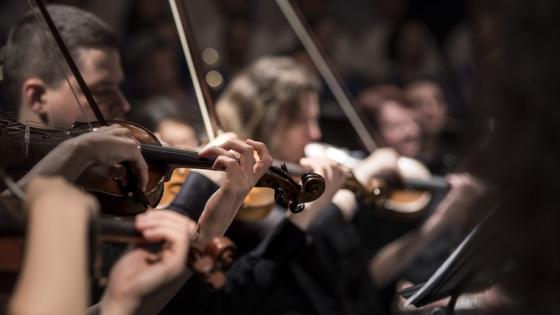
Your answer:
(289, 157), (349, 230)
(427, 173), (486, 232)
(353, 148), (400, 186)
(189, 132), (240, 185)
(194, 139), (273, 246)
(100, 210), (196, 315)
(199, 138), (273, 197)
(9, 177), (98, 315)
(26, 176), (98, 218)
(68, 124), (149, 191)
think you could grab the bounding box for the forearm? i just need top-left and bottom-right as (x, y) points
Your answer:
(196, 187), (245, 246)
(17, 140), (90, 187)
(9, 200), (90, 315)
(369, 213), (447, 288)
(99, 272), (193, 315)
(132, 272), (192, 315)
(289, 188), (357, 231)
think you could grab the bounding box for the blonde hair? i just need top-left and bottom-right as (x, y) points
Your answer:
(216, 57), (320, 151)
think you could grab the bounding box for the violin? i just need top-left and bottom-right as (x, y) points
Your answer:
(0, 113), (325, 216)
(303, 143), (450, 216)
(0, 193), (236, 291)
(238, 154), (450, 221)
(274, 0), (451, 217)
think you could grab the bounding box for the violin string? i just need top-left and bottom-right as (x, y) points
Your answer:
(26, 0), (94, 131)
(25, 121), (30, 158)
(276, 0), (378, 153)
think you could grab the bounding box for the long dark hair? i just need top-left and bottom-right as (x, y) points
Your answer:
(472, 0), (560, 313)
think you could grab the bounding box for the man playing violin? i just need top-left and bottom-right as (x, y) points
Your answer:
(1, 4), (327, 315)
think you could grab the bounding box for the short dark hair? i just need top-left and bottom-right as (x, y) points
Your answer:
(2, 4), (118, 111)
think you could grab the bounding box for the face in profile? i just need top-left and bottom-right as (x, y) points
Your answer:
(377, 100), (422, 157)
(405, 81), (447, 136)
(38, 48), (130, 127)
(156, 119), (199, 149)
(271, 91), (322, 163)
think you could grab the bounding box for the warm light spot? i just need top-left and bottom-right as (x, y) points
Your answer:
(206, 70), (224, 89)
(201, 48), (220, 65)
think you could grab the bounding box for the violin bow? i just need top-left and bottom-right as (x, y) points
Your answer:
(168, 0), (221, 141)
(0, 164), (27, 222)
(28, 0), (151, 208)
(276, 0), (379, 154)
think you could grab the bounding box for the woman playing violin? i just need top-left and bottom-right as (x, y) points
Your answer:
(181, 56), (484, 315)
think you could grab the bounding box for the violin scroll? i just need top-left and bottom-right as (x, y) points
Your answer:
(257, 163), (326, 214)
(189, 236), (236, 289)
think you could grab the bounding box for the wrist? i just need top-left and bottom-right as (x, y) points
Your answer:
(196, 187), (244, 246)
(420, 211), (448, 241)
(332, 189), (358, 221)
(99, 292), (140, 315)
(30, 196), (93, 222)
(65, 137), (96, 169)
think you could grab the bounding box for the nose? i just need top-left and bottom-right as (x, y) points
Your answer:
(308, 120), (322, 141)
(404, 120), (420, 138)
(112, 92), (131, 119)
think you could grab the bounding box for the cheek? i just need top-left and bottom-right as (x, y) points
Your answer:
(274, 127), (307, 161)
(381, 127), (400, 145)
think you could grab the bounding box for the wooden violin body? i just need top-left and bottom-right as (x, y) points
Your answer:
(305, 142), (450, 218)
(0, 113), (326, 216)
(0, 194), (237, 292)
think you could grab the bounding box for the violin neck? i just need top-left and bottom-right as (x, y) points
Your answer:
(140, 144), (215, 170)
(403, 176), (450, 191)
(271, 161), (308, 177)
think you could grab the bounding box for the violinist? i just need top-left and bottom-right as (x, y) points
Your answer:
(2, 5), (295, 314)
(404, 78), (461, 175)
(7, 176), (196, 315)
(1, 5), (147, 190)
(357, 85), (423, 160)
(1, 6), (325, 315)
(163, 56), (391, 315)
(196, 56), (484, 315)
(358, 83), (483, 304)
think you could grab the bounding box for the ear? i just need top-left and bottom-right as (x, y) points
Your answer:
(21, 77), (48, 117)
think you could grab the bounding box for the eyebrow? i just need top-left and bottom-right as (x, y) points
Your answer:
(88, 79), (121, 91)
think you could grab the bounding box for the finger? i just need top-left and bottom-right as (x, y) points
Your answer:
(217, 139), (254, 159)
(125, 140), (149, 191)
(203, 132), (239, 150)
(298, 157), (316, 171)
(212, 155), (241, 174)
(141, 227), (188, 263)
(136, 210), (191, 234)
(323, 161), (334, 182)
(238, 143), (256, 175)
(247, 139), (272, 177)
(103, 124), (131, 137)
(133, 158), (149, 192)
(199, 146), (237, 160)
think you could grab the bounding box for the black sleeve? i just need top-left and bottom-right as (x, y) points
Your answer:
(161, 218), (309, 315)
(168, 172), (219, 220)
(308, 202), (363, 256)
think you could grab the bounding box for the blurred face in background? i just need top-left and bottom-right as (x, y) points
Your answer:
(405, 81), (448, 136)
(377, 100), (422, 157)
(156, 119), (199, 149)
(271, 91), (322, 163)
